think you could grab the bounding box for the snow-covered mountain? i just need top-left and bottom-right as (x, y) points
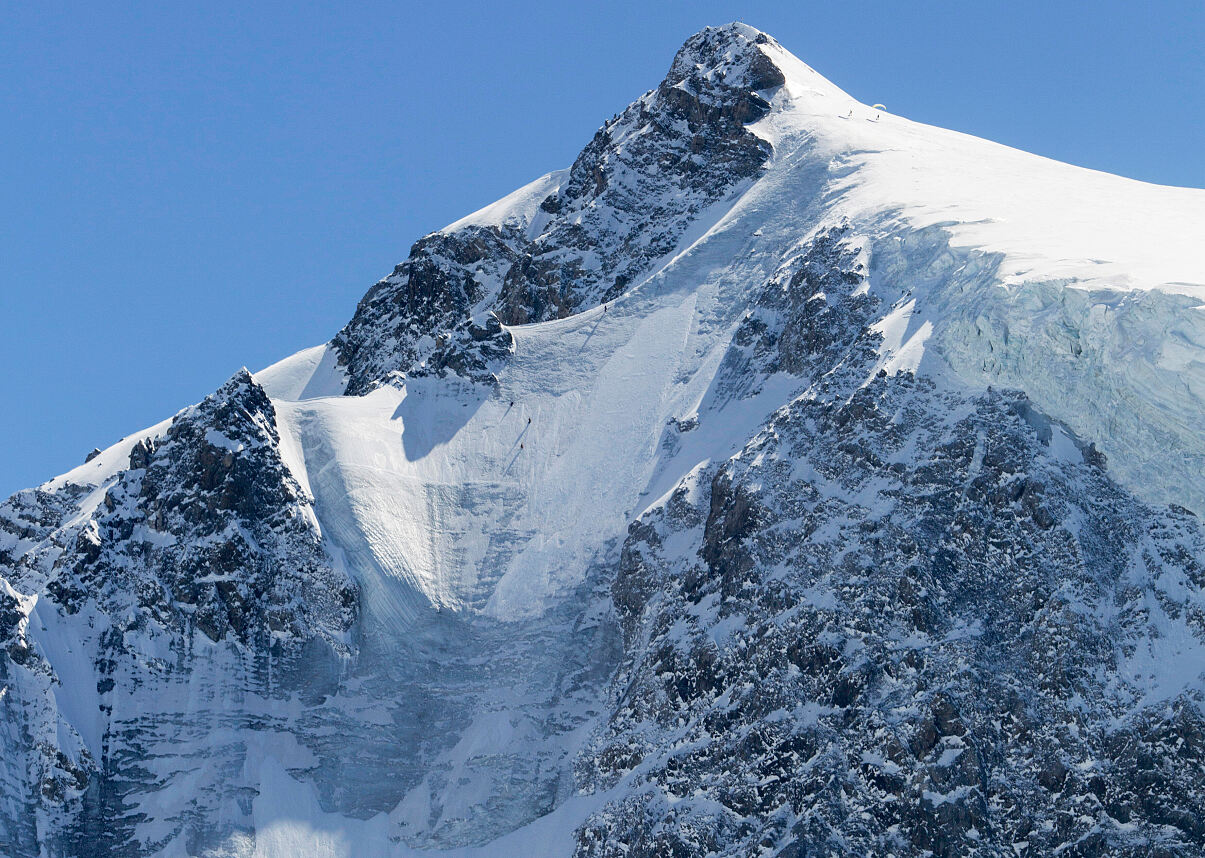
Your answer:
(4, 23), (1205, 857)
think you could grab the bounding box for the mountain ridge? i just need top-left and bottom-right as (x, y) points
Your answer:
(3, 22), (1205, 857)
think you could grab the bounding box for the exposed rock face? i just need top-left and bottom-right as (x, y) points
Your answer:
(0, 372), (355, 856)
(494, 25), (780, 326)
(333, 224), (524, 395)
(575, 232), (1205, 857)
(44, 370), (354, 648)
(332, 24), (782, 394)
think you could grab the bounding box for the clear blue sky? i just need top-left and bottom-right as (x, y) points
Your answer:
(2, 1), (1202, 497)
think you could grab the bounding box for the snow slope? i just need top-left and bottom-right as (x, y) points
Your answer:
(258, 25), (1205, 630)
(244, 22), (1205, 853)
(748, 37), (1205, 515)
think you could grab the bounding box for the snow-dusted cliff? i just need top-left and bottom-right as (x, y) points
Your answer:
(3, 23), (1204, 857)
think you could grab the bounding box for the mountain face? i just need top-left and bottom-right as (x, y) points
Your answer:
(4, 22), (1205, 857)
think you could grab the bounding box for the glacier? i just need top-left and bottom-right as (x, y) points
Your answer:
(3, 22), (1205, 857)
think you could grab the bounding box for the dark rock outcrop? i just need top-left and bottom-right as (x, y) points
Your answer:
(0, 370), (355, 856)
(574, 229), (1205, 857)
(333, 23), (785, 394)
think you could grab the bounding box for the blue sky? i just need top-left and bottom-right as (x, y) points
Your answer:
(2, 1), (1202, 496)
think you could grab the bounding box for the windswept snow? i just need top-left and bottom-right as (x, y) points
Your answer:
(756, 36), (1205, 296)
(441, 169), (568, 239)
(45, 416), (175, 491)
(256, 344), (348, 400)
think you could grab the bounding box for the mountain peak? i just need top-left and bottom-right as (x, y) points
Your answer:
(8, 22), (1205, 858)
(665, 23), (787, 93)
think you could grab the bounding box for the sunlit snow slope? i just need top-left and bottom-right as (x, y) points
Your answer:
(261, 25), (1205, 621)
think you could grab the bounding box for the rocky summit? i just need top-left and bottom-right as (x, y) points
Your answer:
(4, 22), (1205, 858)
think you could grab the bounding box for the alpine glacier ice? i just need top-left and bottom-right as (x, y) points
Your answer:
(3, 21), (1204, 858)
